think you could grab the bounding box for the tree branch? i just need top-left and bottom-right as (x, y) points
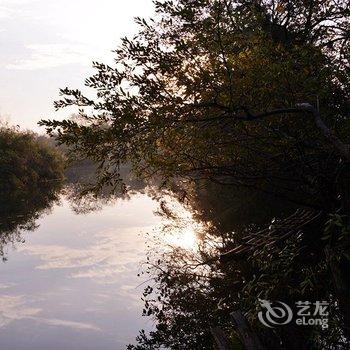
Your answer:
(240, 103), (350, 162)
(297, 103), (350, 162)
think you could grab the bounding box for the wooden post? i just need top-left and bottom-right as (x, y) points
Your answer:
(211, 327), (233, 350)
(230, 311), (266, 350)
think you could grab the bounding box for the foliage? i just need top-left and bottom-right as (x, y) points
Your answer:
(0, 125), (65, 259)
(0, 125), (65, 193)
(38, 0), (350, 349)
(40, 0), (349, 209)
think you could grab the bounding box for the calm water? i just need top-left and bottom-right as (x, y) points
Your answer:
(0, 193), (163, 350)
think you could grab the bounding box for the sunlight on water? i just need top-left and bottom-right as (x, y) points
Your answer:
(159, 196), (204, 251)
(0, 186), (208, 350)
(163, 227), (199, 250)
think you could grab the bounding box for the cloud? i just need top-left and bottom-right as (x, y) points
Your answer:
(35, 317), (101, 332)
(0, 282), (17, 289)
(0, 294), (101, 332)
(19, 227), (148, 284)
(0, 6), (11, 18)
(0, 295), (41, 328)
(5, 43), (92, 70)
(0, 1), (41, 20)
(0, 0), (38, 4)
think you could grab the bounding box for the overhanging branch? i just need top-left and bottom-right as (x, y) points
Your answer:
(240, 103), (350, 162)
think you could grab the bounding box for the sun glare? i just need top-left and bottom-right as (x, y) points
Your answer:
(163, 227), (199, 251)
(159, 197), (204, 251)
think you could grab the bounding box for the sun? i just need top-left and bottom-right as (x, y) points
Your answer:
(163, 227), (199, 251)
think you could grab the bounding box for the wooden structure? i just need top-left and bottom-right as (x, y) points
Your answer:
(220, 208), (323, 263)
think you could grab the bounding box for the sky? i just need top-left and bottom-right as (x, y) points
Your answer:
(0, 0), (154, 131)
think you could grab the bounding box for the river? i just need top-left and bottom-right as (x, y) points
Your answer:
(0, 192), (166, 350)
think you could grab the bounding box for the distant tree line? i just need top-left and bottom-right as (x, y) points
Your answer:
(0, 124), (65, 193)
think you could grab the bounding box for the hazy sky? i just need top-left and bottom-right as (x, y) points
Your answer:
(0, 0), (154, 131)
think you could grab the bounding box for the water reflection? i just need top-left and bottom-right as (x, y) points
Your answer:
(156, 198), (203, 252)
(1, 171), (346, 349)
(0, 168), (214, 349)
(0, 161), (171, 349)
(0, 182), (62, 260)
(0, 162), (147, 261)
(130, 182), (349, 349)
(0, 193), (162, 350)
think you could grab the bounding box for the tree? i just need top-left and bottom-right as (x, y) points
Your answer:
(39, 0), (350, 348)
(40, 0), (349, 209)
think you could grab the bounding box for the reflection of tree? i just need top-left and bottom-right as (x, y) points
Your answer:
(130, 188), (349, 350)
(0, 160), (149, 258)
(0, 137), (151, 258)
(64, 184), (128, 214)
(64, 163), (148, 214)
(0, 182), (62, 260)
(182, 179), (300, 232)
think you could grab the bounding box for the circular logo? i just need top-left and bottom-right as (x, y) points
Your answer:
(258, 299), (293, 328)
